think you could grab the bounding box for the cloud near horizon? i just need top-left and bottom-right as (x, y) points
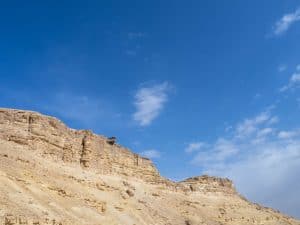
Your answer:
(185, 109), (300, 218)
(133, 82), (171, 126)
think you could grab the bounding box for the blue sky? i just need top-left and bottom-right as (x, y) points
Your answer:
(1, 0), (300, 219)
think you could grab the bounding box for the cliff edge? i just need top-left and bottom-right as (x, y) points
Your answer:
(0, 108), (159, 181)
(0, 108), (299, 225)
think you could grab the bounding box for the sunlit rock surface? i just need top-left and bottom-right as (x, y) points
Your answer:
(0, 108), (299, 225)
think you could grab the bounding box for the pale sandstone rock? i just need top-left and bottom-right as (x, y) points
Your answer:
(0, 108), (159, 181)
(0, 108), (299, 225)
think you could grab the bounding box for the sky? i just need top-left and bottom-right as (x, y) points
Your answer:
(1, 0), (300, 219)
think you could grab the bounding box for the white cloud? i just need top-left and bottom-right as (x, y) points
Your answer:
(235, 111), (272, 138)
(280, 65), (300, 92)
(273, 8), (300, 36)
(268, 116), (279, 125)
(256, 127), (273, 137)
(279, 85), (289, 92)
(213, 138), (239, 161)
(291, 73), (300, 82)
(140, 149), (161, 159)
(133, 82), (170, 126)
(278, 130), (299, 139)
(278, 64), (287, 72)
(218, 142), (300, 218)
(187, 110), (300, 218)
(280, 72), (300, 91)
(296, 64), (300, 71)
(185, 142), (206, 153)
(191, 138), (238, 166)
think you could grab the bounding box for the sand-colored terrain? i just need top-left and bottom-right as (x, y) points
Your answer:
(0, 108), (299, 225)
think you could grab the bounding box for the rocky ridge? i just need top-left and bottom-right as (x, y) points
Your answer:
(0, 108), (299, 225)
(0, 108), (159, 181)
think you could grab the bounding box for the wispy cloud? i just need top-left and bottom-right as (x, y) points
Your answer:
(133, 82), (171, 126)
(128, 32), (146, 40)
(273, 8), (300, 36)
(278, 64), (287, 72)
(140, 149), (161, 159)
(125, 32), (146, 56)
(191, 138), (238, 166)
(186, 110), (300, 218)
(278, 130), (299, 139)
(221, 141), (300, 218)
(280, 65), (300, 92)
(235, 111), (275, 139)
(125, 50), (137, 56)
(189, 110), (281, 167)
(185, 142), (206, 153)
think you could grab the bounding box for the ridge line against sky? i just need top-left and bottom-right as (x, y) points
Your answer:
(0, 1), (300, 219)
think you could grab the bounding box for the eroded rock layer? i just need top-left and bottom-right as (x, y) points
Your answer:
(0, 108), (299, 225)
(0, 108), (159, 181)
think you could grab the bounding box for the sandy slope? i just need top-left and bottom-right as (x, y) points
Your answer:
(0, 108), (299, 225)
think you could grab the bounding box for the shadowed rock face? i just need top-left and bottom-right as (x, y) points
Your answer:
(0, 108), (299, 225)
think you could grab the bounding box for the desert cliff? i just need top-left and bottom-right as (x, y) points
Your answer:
(0, 108), (299, 225)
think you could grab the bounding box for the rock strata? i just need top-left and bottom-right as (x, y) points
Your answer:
(0, 108), (299, 225)
(180, 175), (236, 194)
(0, 108), (159, 181)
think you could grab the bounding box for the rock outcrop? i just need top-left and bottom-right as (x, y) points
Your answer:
(0, 108), (159, 181)
(180, 175), (236, 194)
(0, 108), (299, 225)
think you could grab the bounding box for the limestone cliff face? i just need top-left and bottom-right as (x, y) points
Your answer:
(0, 108), (299, 225)
(0, 108), (159, 181)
